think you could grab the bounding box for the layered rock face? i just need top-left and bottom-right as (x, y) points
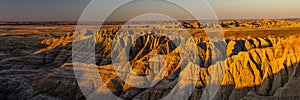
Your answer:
(1, 27), (300, 100)
(89, 29), (300, 100)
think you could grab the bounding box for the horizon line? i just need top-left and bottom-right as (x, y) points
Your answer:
(1, 17), (300, 23)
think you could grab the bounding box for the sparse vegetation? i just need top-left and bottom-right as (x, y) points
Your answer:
(1, 19), (300, 99)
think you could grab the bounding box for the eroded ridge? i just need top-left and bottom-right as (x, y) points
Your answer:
(1, 25), (300, 99)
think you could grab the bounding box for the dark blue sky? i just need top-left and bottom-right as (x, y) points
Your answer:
(0, 0), (300, 21)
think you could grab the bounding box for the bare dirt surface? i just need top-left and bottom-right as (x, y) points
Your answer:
(1, 19), (300, 100)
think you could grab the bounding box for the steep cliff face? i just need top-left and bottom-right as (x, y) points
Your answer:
(1, 28), (300, 100)
(91, 29), (300, 100)
(218, 36), (300, 99)
(75, 29), (300, 99)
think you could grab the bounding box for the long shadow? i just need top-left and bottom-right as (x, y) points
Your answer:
(210, 61), (300, 100)
(105, 60), (300, 100)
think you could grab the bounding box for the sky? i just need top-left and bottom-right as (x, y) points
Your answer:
(0, 0), (300, 21)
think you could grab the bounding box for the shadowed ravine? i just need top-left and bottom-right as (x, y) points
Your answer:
(1, 28), (300, 100)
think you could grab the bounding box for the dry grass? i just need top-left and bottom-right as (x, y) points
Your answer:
(1, 21), (300, 58)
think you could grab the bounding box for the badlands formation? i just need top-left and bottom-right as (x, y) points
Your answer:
(0, 20), (300, 99)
